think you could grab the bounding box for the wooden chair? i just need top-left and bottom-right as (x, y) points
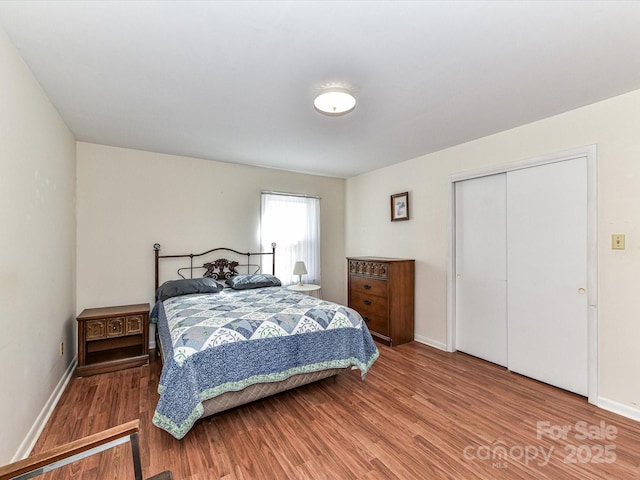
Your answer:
(0, 420), (172, 480)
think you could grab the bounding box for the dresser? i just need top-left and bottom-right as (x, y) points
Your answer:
(347, 257), (415, 346)
(76, 303), (150, 376)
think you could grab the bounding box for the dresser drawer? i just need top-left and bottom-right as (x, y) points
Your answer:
(348, 259), (388, 279)
(349, 275), (387, 297)
(350, 290), (388, 336)
(360, 310), (389, 337)
(350, 290), (388, 313)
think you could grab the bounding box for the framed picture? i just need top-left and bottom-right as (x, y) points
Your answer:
(391, 192), (410, 221)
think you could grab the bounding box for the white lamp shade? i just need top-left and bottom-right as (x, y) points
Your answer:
(293, 261), (308, 276)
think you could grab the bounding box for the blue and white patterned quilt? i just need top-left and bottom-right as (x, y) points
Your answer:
(152, 287), (379, 439)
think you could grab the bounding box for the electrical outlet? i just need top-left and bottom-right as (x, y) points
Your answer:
(60, 342), (64, 356)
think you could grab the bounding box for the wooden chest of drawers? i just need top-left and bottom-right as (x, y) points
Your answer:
(76, 303), (150, 376)
(347, 257), (415, 346)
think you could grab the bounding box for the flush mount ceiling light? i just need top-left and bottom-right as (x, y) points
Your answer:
(313, 87), (356, 116)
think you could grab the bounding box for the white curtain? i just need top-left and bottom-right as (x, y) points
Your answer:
(261, 192), (320, 286)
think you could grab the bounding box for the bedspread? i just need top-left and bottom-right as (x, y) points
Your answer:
(152, 287), (379, 439)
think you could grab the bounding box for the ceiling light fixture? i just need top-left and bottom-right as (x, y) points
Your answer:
(314, 87), (356, 116)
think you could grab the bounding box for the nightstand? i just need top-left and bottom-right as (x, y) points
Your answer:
(287, 284), (322, 297)
(76, 303), (150, 376)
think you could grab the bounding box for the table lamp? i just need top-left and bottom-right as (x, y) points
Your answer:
(293, 261), (308, 286)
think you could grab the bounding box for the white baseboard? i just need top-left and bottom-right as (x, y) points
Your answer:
(12, 357), (77, 461)
(597, 396), (640, 423)
(413, 334), (447, 351)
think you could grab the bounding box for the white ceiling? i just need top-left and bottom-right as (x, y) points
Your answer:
(2, 1), (640, 178)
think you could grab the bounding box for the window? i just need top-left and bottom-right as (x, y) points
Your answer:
(260, 192), (320, 286)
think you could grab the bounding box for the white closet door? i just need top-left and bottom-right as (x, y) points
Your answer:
(506, 158), (588, 396)
(455, 174), (507, 367)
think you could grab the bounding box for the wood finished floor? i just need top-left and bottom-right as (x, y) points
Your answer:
(31, 342), (640, 479)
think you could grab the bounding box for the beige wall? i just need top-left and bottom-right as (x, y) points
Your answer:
(76, 143), (346, 319)
(346, 88), (640, 411)
(0, 29), (76, 463)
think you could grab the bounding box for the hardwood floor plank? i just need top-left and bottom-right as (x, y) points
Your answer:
(25, 342), (640, 479)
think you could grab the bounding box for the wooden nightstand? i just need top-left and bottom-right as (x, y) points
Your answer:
(76, 303), (150, 376)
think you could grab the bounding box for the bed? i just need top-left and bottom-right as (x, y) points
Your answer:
(151, 243), (379, 439)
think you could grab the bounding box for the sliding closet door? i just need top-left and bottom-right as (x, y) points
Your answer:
(506, 158), (588, 396)
(455, 174), (507, 367)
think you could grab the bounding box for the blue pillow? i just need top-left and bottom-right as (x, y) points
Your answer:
(156, 277), (225, 301)
(227, 274), (282, 290)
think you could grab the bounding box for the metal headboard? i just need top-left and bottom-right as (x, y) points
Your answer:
(153, 243), (276, 291)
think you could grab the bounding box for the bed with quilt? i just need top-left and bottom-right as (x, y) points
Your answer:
(151, 244), (379, 439)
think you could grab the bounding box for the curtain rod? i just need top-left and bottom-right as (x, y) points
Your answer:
(261, 190), (321, 200)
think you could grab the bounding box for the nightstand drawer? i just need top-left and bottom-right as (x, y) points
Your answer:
(86, 320), (106, 341)
(126, 315), (143, 334)
(87, 315), (143, 339)
(107, 318), (125, 337)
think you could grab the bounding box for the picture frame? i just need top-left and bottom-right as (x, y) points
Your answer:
(390, 192), (410, 221)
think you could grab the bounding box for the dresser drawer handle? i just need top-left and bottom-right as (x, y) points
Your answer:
(364, 284), (372, 290)
(363, 300), (372, 306)
(362, 316), (370, 322)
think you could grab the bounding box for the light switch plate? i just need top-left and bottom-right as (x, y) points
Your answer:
(612, 234), (625, 250)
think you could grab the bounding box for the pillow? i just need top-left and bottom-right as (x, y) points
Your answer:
(226, 274), (282, 290)
(156, 277), (225, 302)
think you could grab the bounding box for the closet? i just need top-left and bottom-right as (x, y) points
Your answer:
(454, 153), (591, 397)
